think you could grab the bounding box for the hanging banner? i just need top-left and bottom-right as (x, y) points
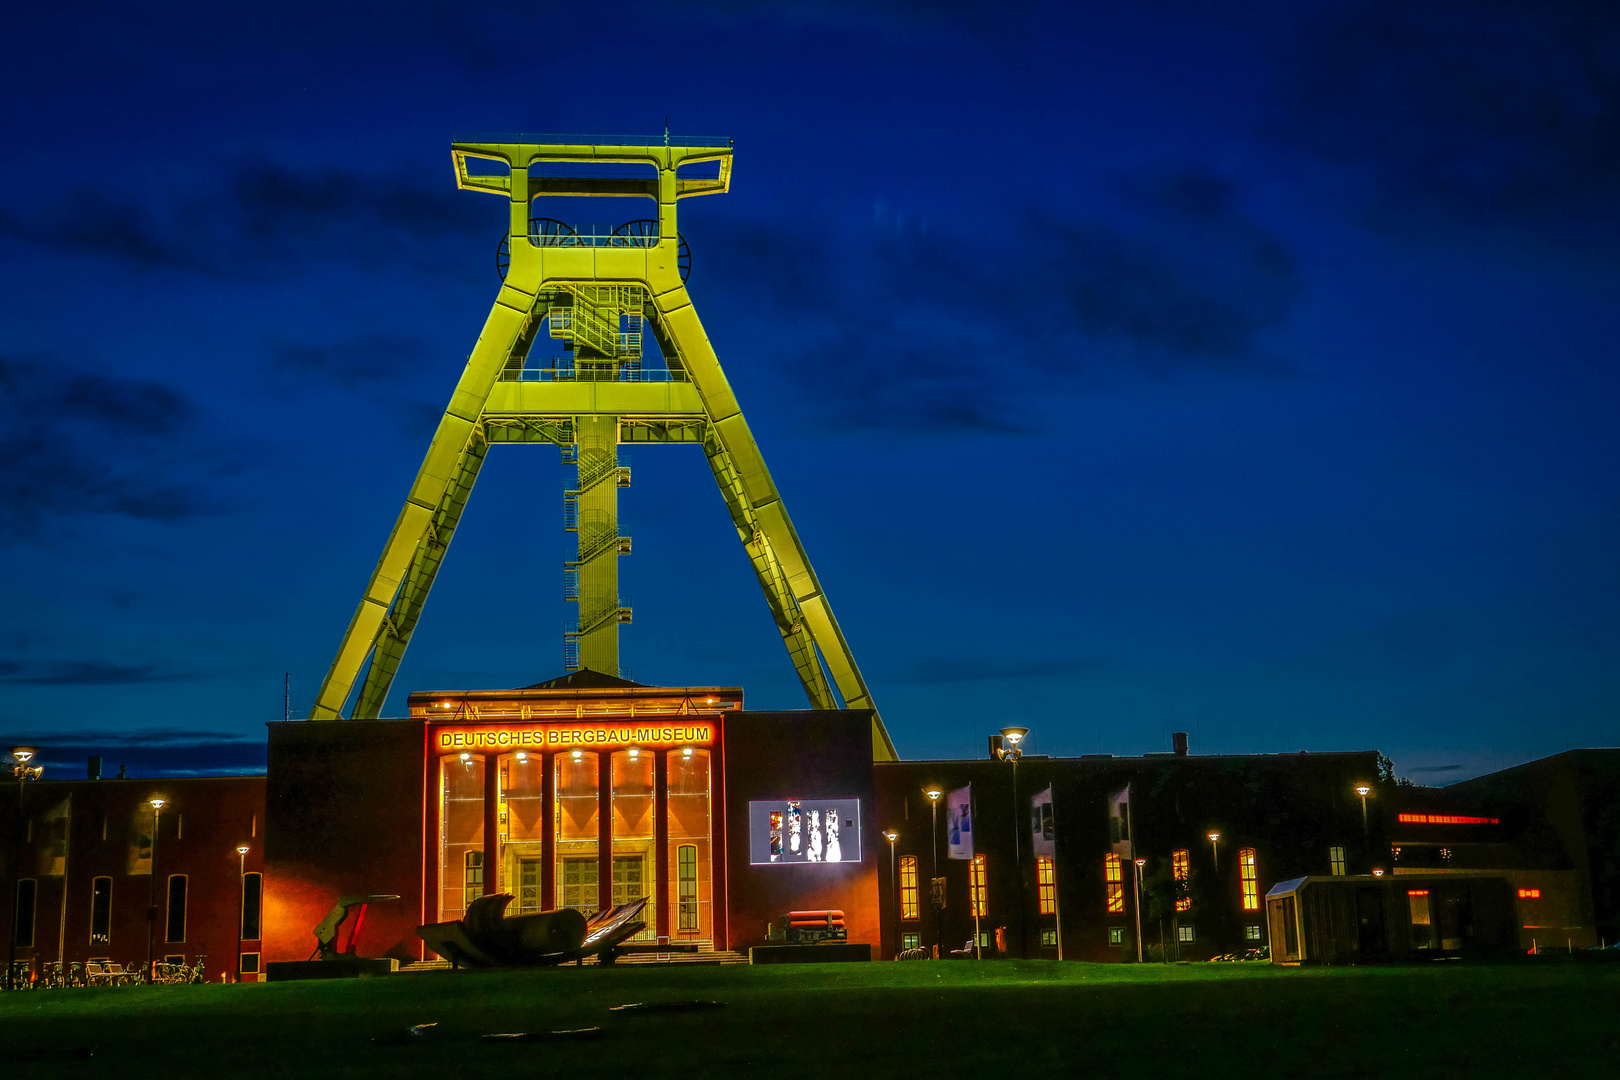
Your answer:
(947, 785), (973, 860)
(1031, 786), (1055, 858)
(1109, 785), (1132, 857)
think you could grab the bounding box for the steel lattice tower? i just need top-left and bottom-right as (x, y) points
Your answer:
(309, 134), (895, 761)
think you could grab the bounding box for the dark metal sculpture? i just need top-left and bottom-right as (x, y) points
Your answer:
(417, 894), (649, 967)
(312, 894), (400, 961)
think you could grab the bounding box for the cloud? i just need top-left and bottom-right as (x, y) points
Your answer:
(271, 334), (426, 391)
(1407, 764), (1463, 774)
(887, 657), (1104, 685)
(0, 353), (225, 540)
(0, 660), (196, 685)
(0, 728), (265, 777)
(1273, 0), (1620, 246)
(709, 168), (1300, 433)
(0, 157), (493, 280)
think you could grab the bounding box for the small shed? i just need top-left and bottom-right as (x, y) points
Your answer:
(1266, 874), (1515, 964)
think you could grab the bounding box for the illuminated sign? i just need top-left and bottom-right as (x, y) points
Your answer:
(435, 721), (716, 753)
(1518, 888), (1541, 899)
(1407, 889), (1429, 897)
(1396, 813), (1499, 825)
(749, 799), (862, 865)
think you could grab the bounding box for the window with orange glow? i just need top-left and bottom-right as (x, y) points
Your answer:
(1104, 853), (1124, 914)
(1396, 813), (1498, 825)
(1518, 888), (1541, 899)
(1172, 849), (1191, 912)
(970, 855), (988, 918)
(900, 856), (920, 920)
(1238, 848), (1259, 911)
(1037, 856), (1056, 915)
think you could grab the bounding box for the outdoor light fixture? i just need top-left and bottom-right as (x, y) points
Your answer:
(6, 746), (44, 990)
(150, 797), (166, 810)
(627, 747), (640, 759)
(995, 727), (1031, 958)
(1207, 831), (1221, 869)
(1372, 867), (1386, 877)
(1355, 783), (1373, 841)
(237, 845), (250, 856)
(681, 747), (694, 758)
(883, 830), (900, 957)
(1131, 857), (1147, 963)
(236, 845), (251, 984)
(459, 752), (472, 765)
(147, 797), (167, 982)
(515, 751), (528, 763)
(999, 726), (1029, 748)
(924, 787), (945, 950)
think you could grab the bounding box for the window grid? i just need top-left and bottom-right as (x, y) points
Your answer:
(1036, 856), (1056, 915)
(677, 845), (699, 931)
(901, 932), (920, 951)
(1172, 848), (1191, 912)
(1329, 845), (1346, 876)
(1104, 853), (1124, 914)
(900, 855), (919, 920)
(1178, 925), (1195, 943)
(1239, 848), (1259, 911)
(1109, 927), (1125, 945)
(970, 855), (988, 918)
(464, 850), (484, 909)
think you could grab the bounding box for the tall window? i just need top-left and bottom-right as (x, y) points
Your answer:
(1036, 856), (1056, 915)
(677, 845), (699, 931)
(241, 873), (263, 941)
(900, 856), (920, 920)
(13, 879), (37, 948)
(556, 751), (600, 914)
(667, 748), (712, 939)
(1104, 853), (1125, 914)
(611, 749), (656, 941)
(165, 875), (188, 943)
(1173, 849), (1192, 912)
(1329, 846), (1346, 876)
(440, 753), (486, 920)
(90, 877), (112, 945)
(970, 855), (988, 918)
(1238, 848), (1259, 911)
(464, 851), (484, 908)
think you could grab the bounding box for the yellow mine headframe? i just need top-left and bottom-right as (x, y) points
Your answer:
(308, 134), (896, 762)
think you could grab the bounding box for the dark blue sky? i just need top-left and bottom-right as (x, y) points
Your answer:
(3, 1), (1618, 779)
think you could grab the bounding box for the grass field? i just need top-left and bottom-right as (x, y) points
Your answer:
(2, 960), (1617, 1079)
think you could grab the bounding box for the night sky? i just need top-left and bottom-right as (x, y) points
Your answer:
(3, 2), (1618, 780)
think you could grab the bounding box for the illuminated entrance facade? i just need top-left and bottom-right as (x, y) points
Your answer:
(419, 674), (735, 947)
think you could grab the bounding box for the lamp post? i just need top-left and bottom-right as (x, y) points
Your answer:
(924, 787), (943, 957)
(1355, 784), (1372, 840)
(146, 797), (166, 983)
(1132, 857), (1147, 963)
(1207, 831), (1221, 871)
(6, 747), (44, 991)
(883, 830), (898, 958)
(236, 845), (251, 983)
(996, 726), (1029, 958)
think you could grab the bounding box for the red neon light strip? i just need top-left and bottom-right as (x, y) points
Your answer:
(1396, 813), (1499, 825)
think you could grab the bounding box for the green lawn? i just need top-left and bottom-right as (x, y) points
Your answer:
(2, 960), (1616, 1078)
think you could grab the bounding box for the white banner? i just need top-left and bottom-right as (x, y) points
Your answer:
(946, 785), (973, 860)
(1031, 786), (1055, 858)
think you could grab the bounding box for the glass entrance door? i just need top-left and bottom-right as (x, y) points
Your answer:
(561, 857), (598, 912)
(612, 854), (646, 907)
(517, 857), (543, 914)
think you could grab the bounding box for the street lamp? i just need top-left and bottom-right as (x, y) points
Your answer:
(996, 726), (1030, 958)
(1354, 784), (1372, 839)
(236, 845), (251, 983)
(6, 746), (44, 991)
(1133, 857), (1147, 963)
(924, 787), (943, 956)
(883, 830), (899, 957)
(1207, 831), (1221, 870)
(147, 797), (166, 983)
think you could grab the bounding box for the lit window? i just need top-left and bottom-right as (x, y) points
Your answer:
(1396, 813), (1498, 825)
(977, 931), (992, 949)
(900, 856), (919, 920)
(1329, 846), (1346, 876)
(901, 932), (920, 951)
(1172, 849), (1191, 912)
(1174, 925), (1193, 943)
(1245, 925), (1262, 941)
(1109, 927), (1125, 946)
(1104, 853), (1125, 914)
(1036, 856), (1056, 915)
(1518, 888), (1541, 899)
(1408, 889), (1434, 949)
(970, 855), (988, 918)
(677, 845), (699, 931)
(465, 851), (484, 908)
(89, 877), (112, 946)
(1041, 929), (1057, 947)
(1238, 848), (1259, 911)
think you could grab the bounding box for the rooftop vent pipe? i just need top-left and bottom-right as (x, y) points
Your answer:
(1172, 732), (1189, 757)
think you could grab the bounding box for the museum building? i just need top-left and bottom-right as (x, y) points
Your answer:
(3, 672), (1614, 981)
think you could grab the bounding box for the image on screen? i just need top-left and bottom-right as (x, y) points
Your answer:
(749, 799), (862, 865)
